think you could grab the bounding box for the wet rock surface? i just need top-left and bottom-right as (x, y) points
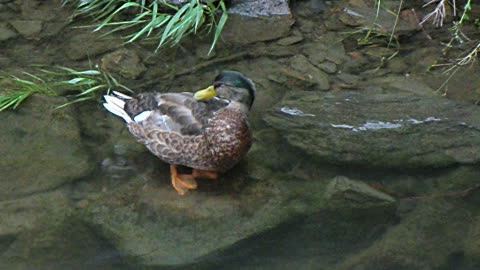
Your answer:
(0, 94), (91, 200)
(264, 87), (480, 168)
(100, 49), (147, 80)
(221, 0), (294, 44)
(77, 171), (330, 266)
(325, 176), (395, 208)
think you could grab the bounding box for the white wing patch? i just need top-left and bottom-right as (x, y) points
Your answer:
(134, 110), (153, 122)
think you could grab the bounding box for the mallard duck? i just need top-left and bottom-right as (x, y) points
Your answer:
(103, 70), (255, 195)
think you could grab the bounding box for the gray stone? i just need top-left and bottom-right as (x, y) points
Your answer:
(0, 94), (91, 200)
(263, 88), (480, 168)
(221, 0), (294, 44)
(9, 20), (42, 37)
(0, 190), (70, 237)
(100, 49), (147, 80)
(370, 75), (435, 96)
(0, 22), (17, 41)
(337, 73), (361, 84)
(316, 61), (337, 74)
(336, 198), (475, 270)
(386, 57), (409, 73)
(275, 67), (317, 90)
(0, 192), (117, 270)
(78, 173), (331, 266)
(303, 38), (347, 66)
(325, 176), (395, 208)
(290, 54), (330, 90)
(64, 30), (123, 61)
(277, 35), (304, 46)
(339, 5), (418, 35)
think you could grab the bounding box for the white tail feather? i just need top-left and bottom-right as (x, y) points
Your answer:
(113, 91), (133, 99)
(103, 94), (133, 123)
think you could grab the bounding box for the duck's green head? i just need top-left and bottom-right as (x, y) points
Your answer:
(194, 71), (256, 110)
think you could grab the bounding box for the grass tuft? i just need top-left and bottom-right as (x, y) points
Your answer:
(0, 66), (131, 111)
(0, 73), (56, 111)
(62, 0), (228, 54)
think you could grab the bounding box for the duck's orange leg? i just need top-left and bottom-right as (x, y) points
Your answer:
(192, 169), (218, 179)
(170, 165), (197, 195)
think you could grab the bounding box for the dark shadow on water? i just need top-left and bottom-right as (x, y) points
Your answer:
(140, 208), (397, 270)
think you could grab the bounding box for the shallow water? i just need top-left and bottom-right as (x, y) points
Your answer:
(2, 0), (480, 269)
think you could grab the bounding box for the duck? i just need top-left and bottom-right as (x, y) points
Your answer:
(103, 70), (256, 195)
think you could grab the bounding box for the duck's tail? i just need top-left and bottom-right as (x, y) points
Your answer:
(103, 91), (134, 123)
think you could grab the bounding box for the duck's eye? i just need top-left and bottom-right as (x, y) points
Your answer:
(214, 82), (222, 88)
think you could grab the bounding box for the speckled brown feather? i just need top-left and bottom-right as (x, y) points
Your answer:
(124, 94), (251, 171)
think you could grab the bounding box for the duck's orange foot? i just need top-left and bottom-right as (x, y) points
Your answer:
(192, 169), (218, 179)
(170, 165), (197, 195)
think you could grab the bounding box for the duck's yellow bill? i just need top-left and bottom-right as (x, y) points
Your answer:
(194, 85), (216, 100)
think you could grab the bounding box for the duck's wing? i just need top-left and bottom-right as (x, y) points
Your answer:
(123, 92), (228, 136)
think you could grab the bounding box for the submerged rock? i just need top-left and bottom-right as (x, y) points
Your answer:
(0, 189), (69, 237)
(325, 176), (395, 208)
(0, 22), (17, 41)
(289, 54), (330, 90)
(9, 20), (42, 37)
(77, 165), (335, 266)
(63, 30), (122, 61)
(263, 88), (480, 168)
(100, 49), (147, 80)
(221, 0), (294, 44)
(0, 94), (91, 200)
(336, 197), (477, 270)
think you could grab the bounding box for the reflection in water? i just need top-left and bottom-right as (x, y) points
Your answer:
(280, 106), (315, 117)
(331, 117), (446, 132)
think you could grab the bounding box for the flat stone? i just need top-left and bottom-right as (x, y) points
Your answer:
(0, 22), (17, 41)
(289, 54), (330, 90)
(221, 0), (294, 44)
(303, 38), (347, 66)
(100, 48), (147, 80)
(340, 5), (418, 35)
(263, 88), (480, 168)
(316, 61), (337, 74)
(9, 20), (42, 37)
(278, 67), (317, 89)
(325, 176), (395, 208)
(78, 172), (331, 266)
(277, 35), (304, 46)
(337, 73), (361, 84)
(0, 190), (69, 237)
(337, 195), (474, 269)
(63, 30), (123, 60)
(0, 94), (91, 200)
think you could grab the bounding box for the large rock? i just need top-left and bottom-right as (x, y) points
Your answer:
(63, 30), (123, 60)
(9, 19), (42, 37)
(0, 189), (120, 270)
(336, 198), (478, 270)
(0, 94), (91, 200)
(263, 87), (480, 168)
(221, 0), (294, 44)
(0, 190), (69, 237)
(78, 167), (340, 266)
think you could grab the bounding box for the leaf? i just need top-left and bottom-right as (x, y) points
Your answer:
(208, 2), (227, 55)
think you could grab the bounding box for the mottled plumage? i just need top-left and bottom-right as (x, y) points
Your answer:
(103, 71), (255, 194)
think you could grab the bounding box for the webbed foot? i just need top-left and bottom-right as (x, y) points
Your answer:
(170, 165), (198, 195)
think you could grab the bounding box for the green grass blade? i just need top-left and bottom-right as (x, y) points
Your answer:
(208, 1), (227, 55)
(159, 1), (191, 47)
(94, 2), (143, 31)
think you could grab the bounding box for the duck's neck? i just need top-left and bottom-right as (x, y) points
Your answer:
(227, 101), (250, 116)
